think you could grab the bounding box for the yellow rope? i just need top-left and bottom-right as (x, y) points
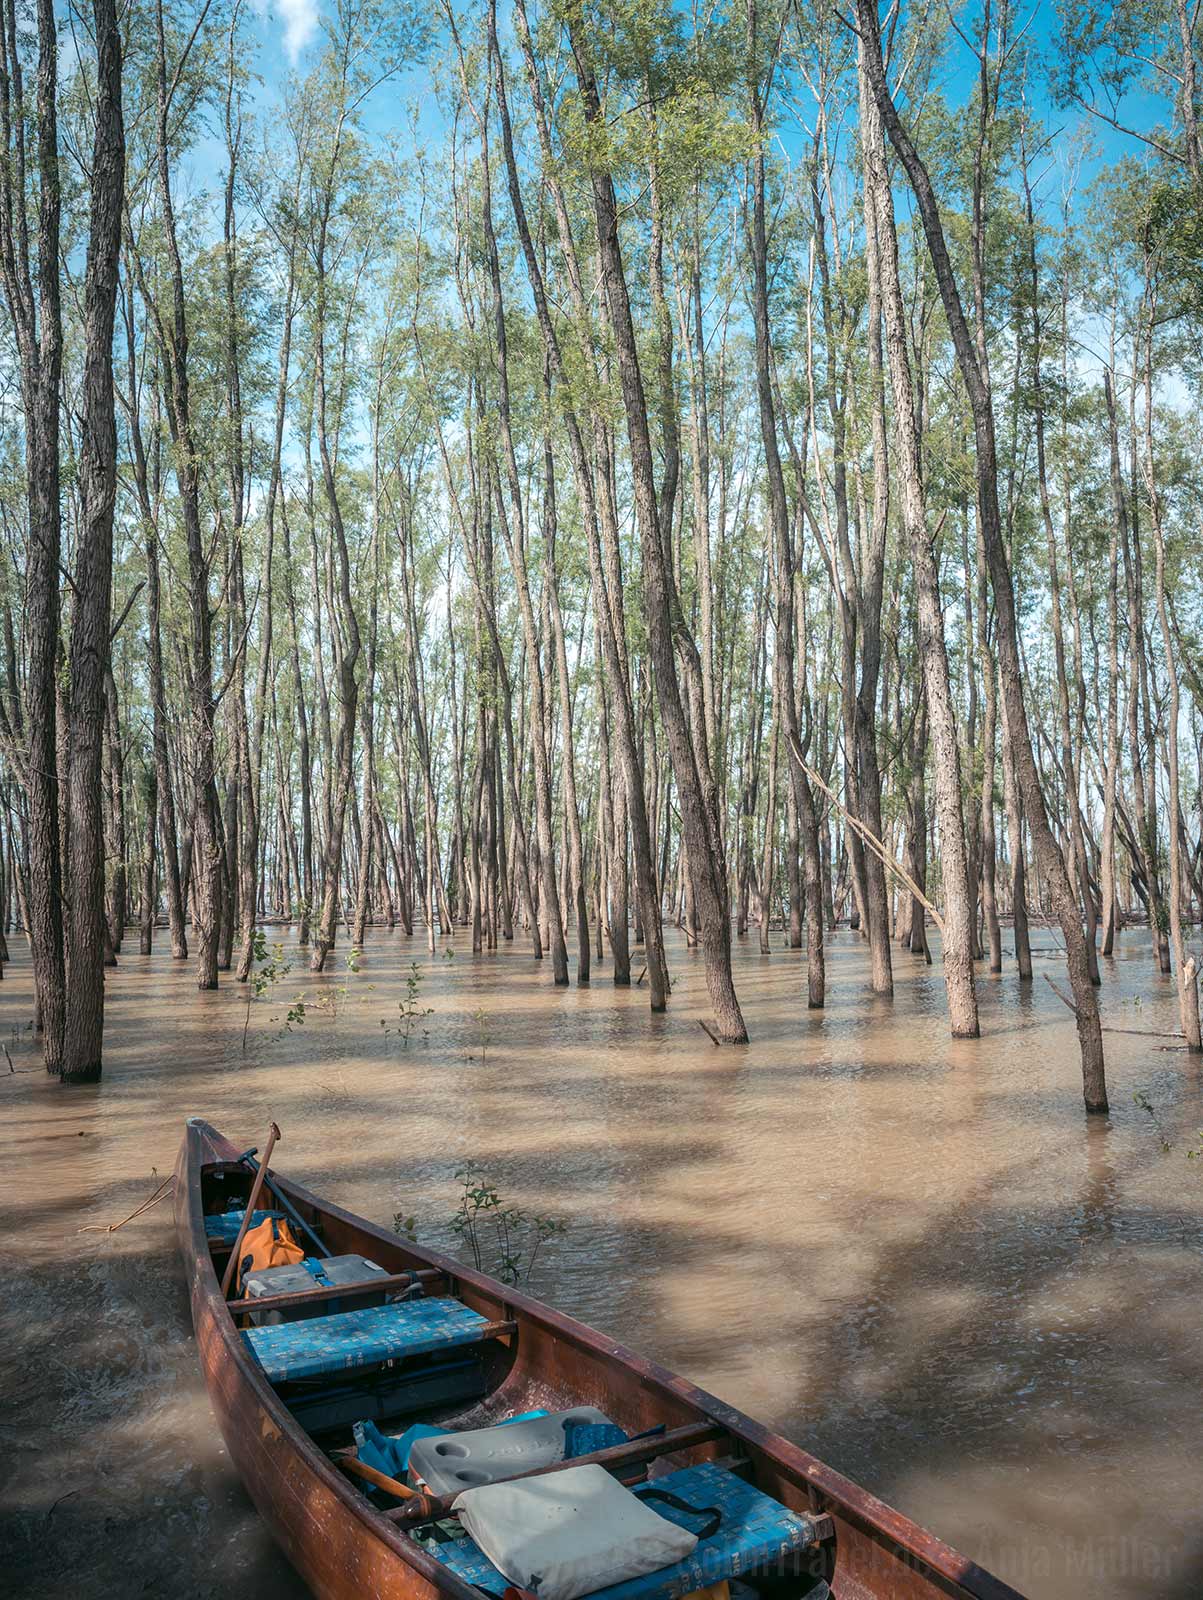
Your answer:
(78, 1174), (174, 1235)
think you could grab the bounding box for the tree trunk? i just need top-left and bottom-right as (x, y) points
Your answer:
(61, 0), (123, 1081)
(858, 0), (1106, 1111)
(857, 35), (978, 1036)
(0, 0), (67, 1068)
(568, 16), (747, 1042)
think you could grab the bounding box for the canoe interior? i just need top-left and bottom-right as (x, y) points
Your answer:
(201, 1160), (519, 1438)
(185, 1122), (1024, 1600)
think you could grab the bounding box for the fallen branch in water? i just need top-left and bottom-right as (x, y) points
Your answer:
(788, 737), (944, 935)
(1105, 1025), (1189, 1039)
(697, 1019), (722, 1047)
(1042, 974), (1185, 1038)
(1043, 974), (1078, 1015)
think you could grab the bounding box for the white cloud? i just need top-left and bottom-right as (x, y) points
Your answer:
(277, 0), (318, 61)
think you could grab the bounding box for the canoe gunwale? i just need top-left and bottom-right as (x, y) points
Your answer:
(176, 1118), (1025, 1600)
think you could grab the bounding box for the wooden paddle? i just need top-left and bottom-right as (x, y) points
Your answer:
(220, 1122), (281, 1298)
(333, 1452), (418, 1501)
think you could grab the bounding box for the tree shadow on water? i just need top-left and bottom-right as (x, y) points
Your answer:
(626, 1122), (1203, 1600)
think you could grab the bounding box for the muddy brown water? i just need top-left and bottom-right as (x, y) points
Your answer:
(2, 926), (1202, 1599)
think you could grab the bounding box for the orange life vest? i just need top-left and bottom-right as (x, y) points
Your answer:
(237, 1215), (304, 1292)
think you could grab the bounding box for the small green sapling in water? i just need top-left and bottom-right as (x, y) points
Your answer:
(242, 931), (293, 1052)
(382, 961), (434, 1048)
(450, 1163), (566, 1286)
(467, 1006), (491, 1063)
(309, 946), (362, 1024)
(1133, 1090), (1173, 1151)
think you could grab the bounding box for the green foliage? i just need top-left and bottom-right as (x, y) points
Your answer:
(280, 996), (308, 1032)
(1147, 177), (1203, 317)
(392, 1211), (419, 1242)
(242, 932), (294, 1053)
(1133, 1090), (1173, 1151)
(554, 0), (752, 196)
(450, 1164), (567, 1287)
(308, 950), (361, 1024)
(381, 961), (434, 1048)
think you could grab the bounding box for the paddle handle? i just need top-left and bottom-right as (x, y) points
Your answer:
(220, 1122), (281, 1297)
(334, 1452), (418, 1501)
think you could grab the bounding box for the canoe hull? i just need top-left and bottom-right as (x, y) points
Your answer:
(175, 1121), (484, 1600)
(176, 1119), (1025, 1600)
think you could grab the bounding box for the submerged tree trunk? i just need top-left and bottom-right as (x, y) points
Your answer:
(857, 38), (978, 1037)
(61, 0), (124, 1081)
(139, 760), (156, 956)
(1100, 367), (1126, 958)
(748, 0), (825, 1011)
(0, 0), (67, 1069)
(568, 16), (747, 1042)
(1144, 301), (1202, 1050)
(858, 0), (1106, 1111)
(473, 76), (567, 986)
(308, 120), (361, 974)
(148, 0), (222, 990)
(507, 0), (669, 1011)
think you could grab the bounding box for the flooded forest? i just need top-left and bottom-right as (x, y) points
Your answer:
(2, 0), (1202, 1094)
(2, 0), (1203, 1595)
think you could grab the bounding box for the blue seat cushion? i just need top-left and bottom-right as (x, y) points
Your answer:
(242, 1297), (493, 1384)
(564, 1420), (630, 1459)
(421, 1461), (820, 1600)
(204, 1208), (283, 1241)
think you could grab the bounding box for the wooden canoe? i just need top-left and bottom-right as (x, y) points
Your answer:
(176, 1118), (1026, 1600)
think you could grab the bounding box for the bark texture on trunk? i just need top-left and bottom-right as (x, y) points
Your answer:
(0, 0), (67, 1068)
(857, 0), (1106, 1110)
(857, 36), (978, 1037)
(568, 16), (747, 1042)
(62, 0), (125, 1082)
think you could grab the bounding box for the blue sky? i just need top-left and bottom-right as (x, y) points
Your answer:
(250, 0), (320, 66)
(235, 0), (1173, 214)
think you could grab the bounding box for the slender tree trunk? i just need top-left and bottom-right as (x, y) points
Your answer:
(568, 16), (747, 1042)
(472, 77), (567, 985)
(139, 761), (156, 955)
(60, 0), (123, 1079)
(858, 0), (1106, 1110)
(1100, 365), (1125, 957)
(1024, 154), (1099, 987)
(1144, 300), (1202, 1049)
(857, 37), (978, 1036)
(0, 0), (67, 1067)
(149, 0), (221, 989)
(749, 2), (826, 1009)
(505, 0), (669, 1010)
(978, 531), (1002, 972)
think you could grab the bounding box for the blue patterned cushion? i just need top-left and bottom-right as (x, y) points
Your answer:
(564, 1420), (630, 1458)
(242, 1297), (492, 1383)
(422, 1462), (819, 1600)
(204, 1209), (283, 1241)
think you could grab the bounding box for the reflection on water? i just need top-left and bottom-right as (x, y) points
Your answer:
(3, 926), (1203, 1598)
